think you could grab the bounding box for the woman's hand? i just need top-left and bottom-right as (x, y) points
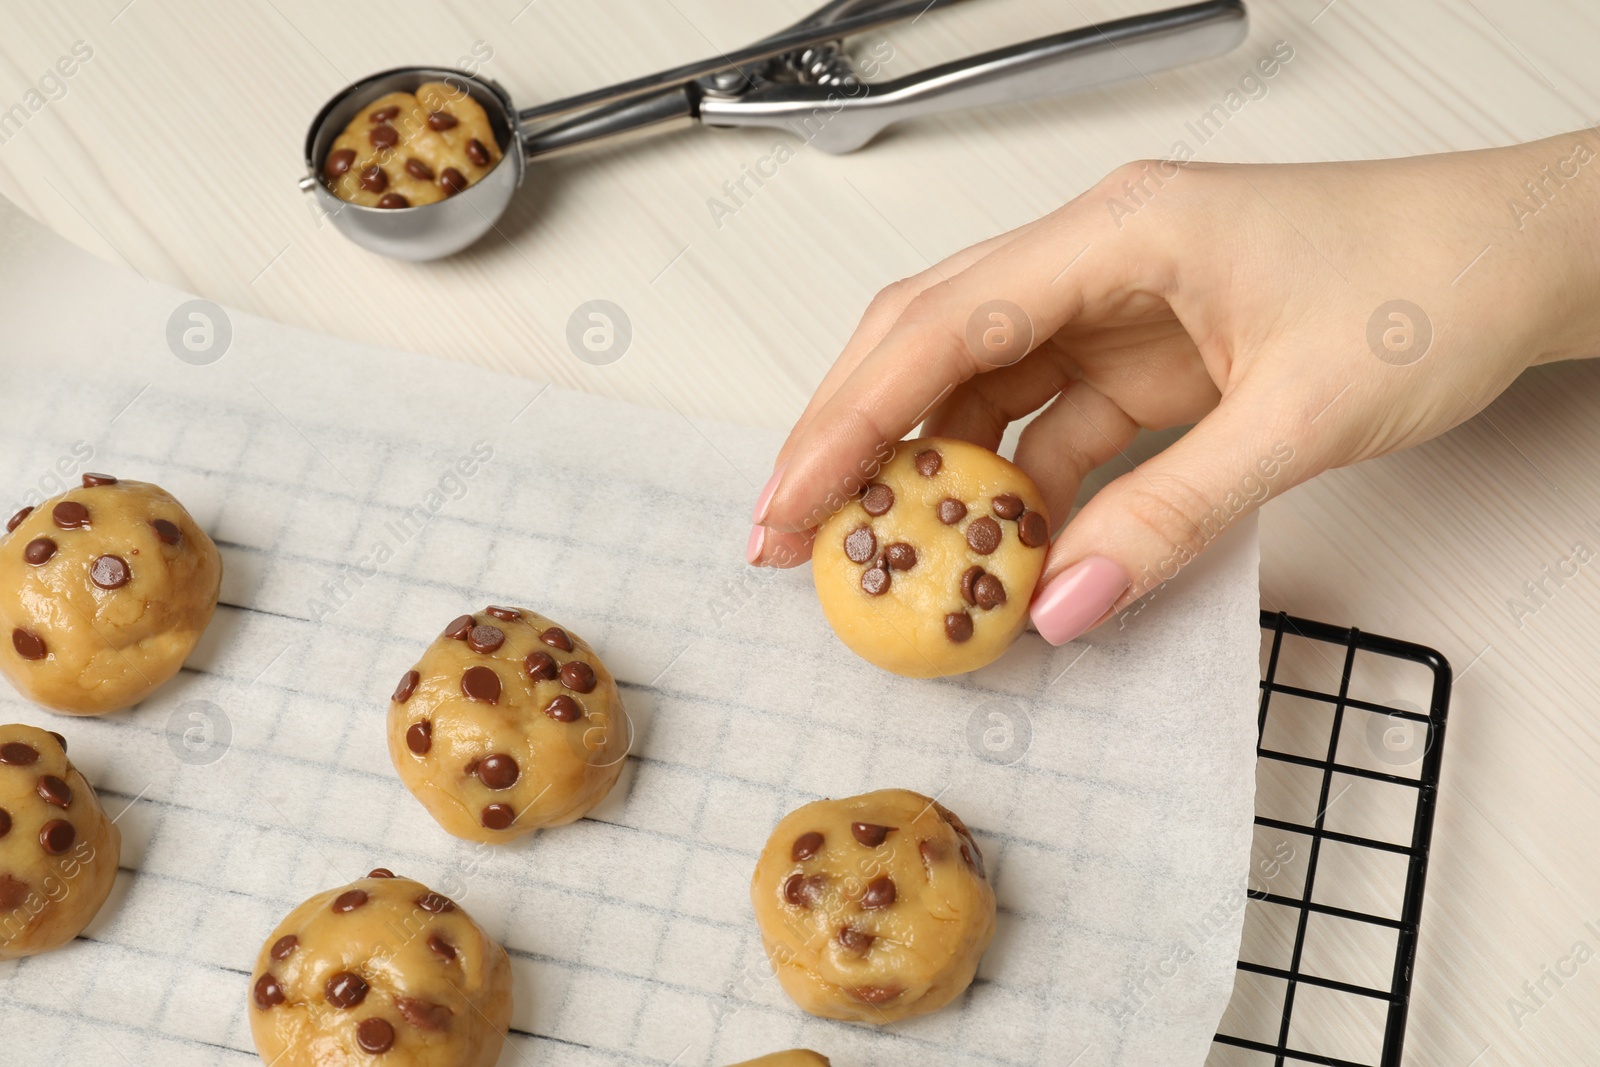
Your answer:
(747, 132), (1600, 644)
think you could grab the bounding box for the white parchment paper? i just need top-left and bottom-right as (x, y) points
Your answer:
(0, 197), (1257, 1066)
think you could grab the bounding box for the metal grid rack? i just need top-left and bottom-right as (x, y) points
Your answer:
(1212, 611), (1453, 1067)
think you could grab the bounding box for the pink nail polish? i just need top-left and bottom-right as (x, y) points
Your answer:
(746, 525), (766, 565)
(752, 462), (787, 524)
(1029, 557), (1130, 645)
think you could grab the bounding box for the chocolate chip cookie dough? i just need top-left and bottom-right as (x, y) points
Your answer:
(250, 871), (512, 1067)
(726, 1053), (830, 1066)
(0, 725), (121, 959)
(812, 438), (1049, 677)
(388, 608), (629, 842)
(323, 83), (503, 209)
(751, 788), (995, 1024)
(1, 474), (222, 715)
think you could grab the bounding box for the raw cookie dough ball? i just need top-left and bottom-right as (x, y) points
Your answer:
(812, 438), (1049, 677)
(387, 607), (629, 843)
(725, 1053), (830, 1066)
(751, 788), (995, 1024)
(0, 724), (121, 959)
(250, 871), (512, 1067)
(322, 83), (504, 209)
(1, 474), (222, 715)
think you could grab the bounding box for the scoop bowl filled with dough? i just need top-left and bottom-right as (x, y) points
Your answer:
(249, 870), (512, 1067)
(812, 438), (1050, 677)
(0, 724), (121, 959)
(387, 606), (630, 843)
(0, 474), (222, 715)
(750, 788), (996, 1024)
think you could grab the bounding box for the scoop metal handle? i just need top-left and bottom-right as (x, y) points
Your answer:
(699, 0), (1248, 154)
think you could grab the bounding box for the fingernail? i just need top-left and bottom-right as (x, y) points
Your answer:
(752, 462), (787, 525)
(746, 524), (766, 565)
(1029, 556), (1131, 645)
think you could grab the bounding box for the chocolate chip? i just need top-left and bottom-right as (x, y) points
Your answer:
(406, 722), (434, 757)
(39, 819), (74, 854)
(861, 484), (894, 516)
(486, 606), (521, 622)
(540, 627), (573, 652)
(7, 506), (32, 533)
(992, 493), (1024, 520)
(270, 934), (298, 961)
(52, 501), (89, 529)
(791, 831), (824, 862)
(254, 973), (285, 1010)
(393, 670), (420, 704)
(332, 889), (369, 913)
(325, 970), (369, 1009)
(843, 526), (876, 564)
(460, 666), (501, 704)
(416, 892), (456, 913)
(23, 538), (55, 565)
(369, 124), (400, 149)
(560, 661), (596, 693)
(0, 742), (38, 765)
(427, 111), (458, 131)
(368, 868), (395, 878)
(0, 873), (25, 909)
(918, 838), (946, 869)
(544, 695), (582, 722)
(439, 167), (468, 196)
(375, 192), (408, 209)
(466, 138), (490, 166)
(966, 516), (1002, 554)
(81, 473), (118, 487)
(937, 498), (967, 525)
(404, 158), (435, 182)
(48, 731), (65, 752)
(784, 873), (827, 908)
(838, 925), (875, 953)
(369, 105), (400, 123)
(974, 573), (1007, 610)
(443, 614), (474, 640)
(525, 650), (558, 681)
(960, 565), (983, 606)
(324, 148), (357, 180)
(884, 542), (917, 570)
(396, 996), (451, 1031)
(851, 822), (895, 847)
(477, 753), (519, 790)
(426, 932), (456, 960)
(861, 875), (896, 910)
(0, 808), (10, 838)
(151, 518), (182, 545)
(914, 449), (942, 477)
(36, 775), (71, 809)
(860, 566), (890, 596)
(90, 554), (130, 589)
(356, 1017), (395, 1053)
(467, 624), (504, 654)
(359, 165), (388, 193)
(481, 803), (515, 830)
(1018, 510), (1049, 548)
(944, 612), (973, 643)
(852, 985), (903, 1004)
(12, 628), (46, 660)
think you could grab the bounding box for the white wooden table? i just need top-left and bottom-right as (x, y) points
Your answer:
(3, 0), (1599, 1063)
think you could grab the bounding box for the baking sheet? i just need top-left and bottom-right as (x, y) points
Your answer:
(0, 195), (1258, 1066)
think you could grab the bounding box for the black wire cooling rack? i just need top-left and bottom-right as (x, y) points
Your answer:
(1210, 611), (1453, 1067)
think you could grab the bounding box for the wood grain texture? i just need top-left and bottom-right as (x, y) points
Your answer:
(2, 0), (1599, 1063)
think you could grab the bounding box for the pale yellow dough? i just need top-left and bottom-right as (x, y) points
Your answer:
(751, 788), (996, 1024)
(324, 83), (504, 208)
(0, 476), (221, 715)
(725, 1053), (830, 1066)
(0, 724), (121, 959)
(812, 438), (1049, 677)
(250, 873), (511, 1067)
(387, 607), (629, 843)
